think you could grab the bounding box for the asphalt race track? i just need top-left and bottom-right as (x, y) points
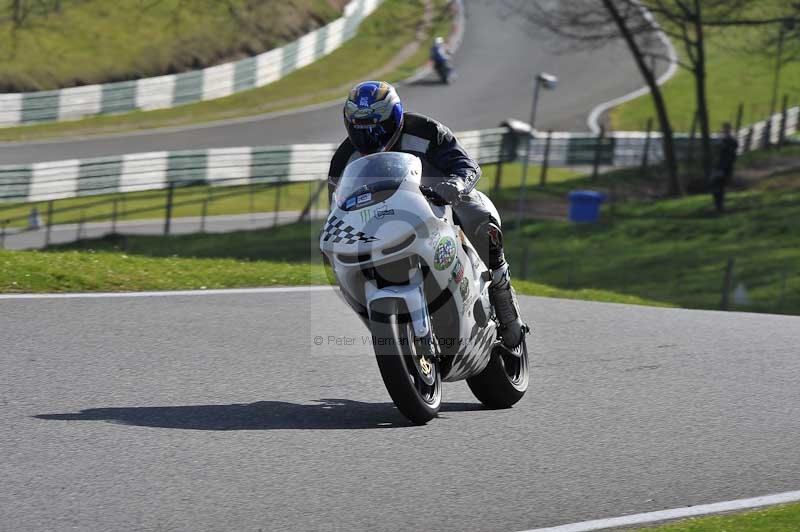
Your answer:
(2, 289), (799, 531)
(0, 0), (667, 165)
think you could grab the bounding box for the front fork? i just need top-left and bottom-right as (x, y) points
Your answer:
(364, 268), (439, 366)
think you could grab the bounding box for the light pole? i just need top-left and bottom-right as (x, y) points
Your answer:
(515, 72), (558, 231)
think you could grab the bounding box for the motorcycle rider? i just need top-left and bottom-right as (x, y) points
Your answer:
(430, 37), (449, 69)
(327, 81), (525, 348)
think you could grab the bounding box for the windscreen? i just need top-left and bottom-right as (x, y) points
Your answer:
(334, 152), (420, 211)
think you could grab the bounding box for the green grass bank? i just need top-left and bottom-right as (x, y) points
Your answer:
(0, 0), (452, 142)
(0, 221), (662, 308)
(0, 0), (344, 92)
(611, 19), (800, 131)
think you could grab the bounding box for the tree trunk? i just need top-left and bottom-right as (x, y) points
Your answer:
(693, 0), (713, 182)
(13, 0), (24, 25)
(602, 0), (683, 195)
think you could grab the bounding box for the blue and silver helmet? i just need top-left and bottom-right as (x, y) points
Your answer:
(344, 81), (404, 154)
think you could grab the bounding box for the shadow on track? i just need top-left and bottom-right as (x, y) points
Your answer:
(407, 78), (448, 87)
(35, 398), (485, 430)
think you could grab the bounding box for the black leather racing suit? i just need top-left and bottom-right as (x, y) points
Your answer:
(327, 112), (506, 270)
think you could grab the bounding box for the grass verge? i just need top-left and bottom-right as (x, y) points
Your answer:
(611, 18), (800, 131)
(503, 169), (800, 315)
(631, 502), (800, 531)
(0, 221), (662, 307)
(0, 0), (453, 142)
(3, 156), (797, 315)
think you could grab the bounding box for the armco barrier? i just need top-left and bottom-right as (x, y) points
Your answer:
(1, 107), (797, 204)
(0, 128), (510, 204)
(0, 0), (381, 127)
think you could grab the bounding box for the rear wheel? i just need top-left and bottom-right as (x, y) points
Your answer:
(370, 300), (441, 424)
(467, 337), (529, 409)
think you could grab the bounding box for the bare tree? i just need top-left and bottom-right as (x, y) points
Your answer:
(502, 0), (800, 193)
(739, 4), (800, 115)
(501, 0), (685, 195)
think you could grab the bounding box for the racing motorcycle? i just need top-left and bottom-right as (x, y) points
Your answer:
(320, 152), (530, 424)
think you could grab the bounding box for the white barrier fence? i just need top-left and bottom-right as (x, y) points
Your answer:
(1, 106), (798, 204)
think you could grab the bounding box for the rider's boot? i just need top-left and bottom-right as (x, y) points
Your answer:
(482, 221), (525, 349)
(490, 262), (525, 349)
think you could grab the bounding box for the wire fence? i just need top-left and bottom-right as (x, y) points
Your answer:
(1, 104), (798, 250)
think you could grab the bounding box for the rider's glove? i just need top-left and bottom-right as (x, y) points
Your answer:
(431, 179), (464, 205)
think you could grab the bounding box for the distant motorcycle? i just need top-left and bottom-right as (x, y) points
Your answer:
(431, 40), (454, 84)
(320, 152), (530, 424)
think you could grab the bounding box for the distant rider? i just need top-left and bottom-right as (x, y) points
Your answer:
(327, 81), (525, 348)
(430, 36), (453, 83)
(430, 36), (449, 67)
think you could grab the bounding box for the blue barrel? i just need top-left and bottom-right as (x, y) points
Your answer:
(568, 190), (606, 223)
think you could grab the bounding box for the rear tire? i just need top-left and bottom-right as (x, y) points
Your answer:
(467, 337), (529, 409)
(370, 299), (441, 425)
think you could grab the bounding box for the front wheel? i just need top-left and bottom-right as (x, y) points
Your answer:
(370, 299), (442, 424)
(467, 337), (529, 409)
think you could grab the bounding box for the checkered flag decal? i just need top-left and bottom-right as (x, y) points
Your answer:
(322, 215), (379, 245)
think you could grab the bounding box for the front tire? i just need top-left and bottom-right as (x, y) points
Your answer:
(467, 337), (529, 409)
(370, 299), (442, 424)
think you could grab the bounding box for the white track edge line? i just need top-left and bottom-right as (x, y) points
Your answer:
(0, 286), (335, 300)
(587, 2), (679, 134)
(519, 489), (800, 532)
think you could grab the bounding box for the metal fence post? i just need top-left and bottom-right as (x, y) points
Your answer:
(77, 211), (85, 242)
(591, 125), (605, 182)
(720, 257), (735, 311)
(249, 184), (256, 223)
(111, 198), (119, 234)
(539, 129), (553, 186)
(0, 219), (7, 249)
(164, 184), (175, 236)
(763, 117), (772, 150)
(493, 161), (504, 193)
(687, 111), (698, 168)
(45, 200), (54, 248)
(734, 102), (744, 133)
(299, 180), (327, 223)
(641, 118), (653, 172)
(273, 183), (282, 227)
(778, 94), (789, 149)
(200, 200), (208, 233)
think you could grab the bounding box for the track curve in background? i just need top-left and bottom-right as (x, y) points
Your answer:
(0, 0), (667, 165)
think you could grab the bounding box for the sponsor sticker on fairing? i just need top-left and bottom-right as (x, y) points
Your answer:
(357, 193), (372, 205)
(451, 258), (465, 284)
(345, 197), (357, 209)
(433, 237), (457, 271)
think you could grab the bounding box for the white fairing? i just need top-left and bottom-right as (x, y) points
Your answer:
(320, 152), (497, 382)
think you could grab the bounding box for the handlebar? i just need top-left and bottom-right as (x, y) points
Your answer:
(419, 185), (448, 206)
